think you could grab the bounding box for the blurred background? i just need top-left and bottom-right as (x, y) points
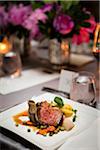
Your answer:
(0, 1), (99, 149)
(0, 0), (99, 75)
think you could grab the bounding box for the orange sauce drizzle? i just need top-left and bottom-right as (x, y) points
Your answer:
(13, 111), (37, 131)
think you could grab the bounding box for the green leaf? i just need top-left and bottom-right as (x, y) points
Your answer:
(61, 0), (79, 11)
(43, 0), (56, 3)
(81, 22), (91, 28)
(31, 1), (44, 10)
(61, 1), (72, 11)
(54, 97), (64, 107)
(72, 0), (79, 5)
(83, 13), (90, 20)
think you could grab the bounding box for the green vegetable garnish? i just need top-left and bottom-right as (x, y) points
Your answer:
(59, 126), (65, 131)
(54, 97), (64, 107)
(40, 125), (48, 129)
(72, 109), (77, 114)
(49, 132), (54, 136)
(72, 109), (77, 122)
(72, 115), (77, 122)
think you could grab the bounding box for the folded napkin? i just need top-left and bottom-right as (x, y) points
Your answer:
(35, 48), (95, 67)
(58, 118), (100, 150)
(70, 54), (94, 67)
(0, 69), (59, 95)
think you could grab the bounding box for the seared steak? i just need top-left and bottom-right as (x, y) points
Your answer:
(28, 100), (63, 127)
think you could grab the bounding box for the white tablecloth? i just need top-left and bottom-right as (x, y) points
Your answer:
(0, 69), (59, 95)
(59, 118), (100, 150)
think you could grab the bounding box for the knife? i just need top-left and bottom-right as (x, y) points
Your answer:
(42, 87), (70, 99)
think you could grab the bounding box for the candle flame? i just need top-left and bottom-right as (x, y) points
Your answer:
(0, 37), (12, 54)
(61, 41), (70, 56)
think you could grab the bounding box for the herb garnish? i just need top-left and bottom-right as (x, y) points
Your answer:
(54, 97), (64, 107)
(72, 109), (77, 122)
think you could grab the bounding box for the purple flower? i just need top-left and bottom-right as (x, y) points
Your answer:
(8, 4), (32, 26)
(31, 8), (47, 23)
(30, 23), (39, 39)
(0, 6), (8, 27)
(42, 4), (53, 13)
(29, 26), (40, 39)
(23, 8), (48, 38)
(23, 8), (47, 29)
(23, 15), (39, 38)
(53, 14), (74, 35)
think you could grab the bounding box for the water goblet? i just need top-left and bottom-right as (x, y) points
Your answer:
(70, 71), (96, 107)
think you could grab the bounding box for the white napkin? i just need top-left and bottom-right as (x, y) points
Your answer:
(70, 54), (94, 66)
(0, 69), (59, 95)
(58, 118), (100, 150)
(34, 48), (95, 67)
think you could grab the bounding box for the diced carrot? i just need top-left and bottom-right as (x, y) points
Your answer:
(37, 126), (56, 135)
(22, 111), (28, 116)
(37, 129), (48, 135)
(13, 117), (23, 125)
(47, 126), (56, 132)
(26, 121), (33, 125)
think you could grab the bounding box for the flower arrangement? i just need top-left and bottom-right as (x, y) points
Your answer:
(0, 4), (32, 38)
(0, 0), (96, 45)
(36, 1), (96, 44)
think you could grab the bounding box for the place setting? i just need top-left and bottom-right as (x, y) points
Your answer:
(0, 93), (99, 150)
(0, 1), (100, 150)
(0, 69), (100, 150)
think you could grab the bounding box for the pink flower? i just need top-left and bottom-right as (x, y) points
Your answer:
(0, 5), (8, 27)
(83, 16), (96, 33)
(23, 8), (47, 30)
(23, 16), (39, 38)
(42, 4), (53, 13)
(23, 8), (47, 38)
(53, 14), (74, 35)
(31, 8), (47, 23)
(80, 28), (90, 43)
(30, 24), (39, 39)
(72, 9), (96, 45)
(8, 4), (32, 25)
(82, 8), (96, 33)
(72, 28), (90, 45)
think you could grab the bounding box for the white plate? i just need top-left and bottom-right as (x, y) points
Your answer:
(0, 93), (99, 150)
(58, 118), (100, 150)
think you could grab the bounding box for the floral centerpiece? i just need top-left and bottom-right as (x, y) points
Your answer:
(29, 0), (96, 65)
(0, 1), (96, 41)
(0, 1), (97, 60)
(37, 1), (96, 46)
(0, 2), (53, 56)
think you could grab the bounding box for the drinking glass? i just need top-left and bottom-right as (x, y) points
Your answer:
(92, 23), (100, 90)
(70, 71), (96, 107)
(2, 51), (22, 78)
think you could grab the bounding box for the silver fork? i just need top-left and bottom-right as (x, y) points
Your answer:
(42, 87), (70, 99)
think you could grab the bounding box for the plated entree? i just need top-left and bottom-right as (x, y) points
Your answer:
(13, 97), (77, 136)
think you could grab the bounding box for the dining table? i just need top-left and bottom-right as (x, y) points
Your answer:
(0, 59), (99, 150)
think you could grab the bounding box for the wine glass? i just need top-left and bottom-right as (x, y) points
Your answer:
(70, 71), (96, 107)
(92, 23), (100, 62)
(91, 23), (100, 109)
(92, 23), (100, 80)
